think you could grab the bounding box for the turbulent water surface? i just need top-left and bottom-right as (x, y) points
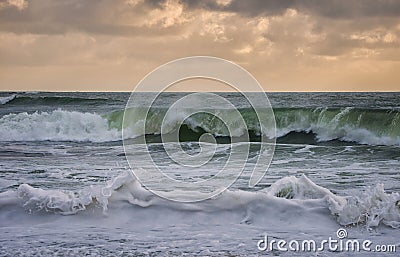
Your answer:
(0, 92), (399, 256)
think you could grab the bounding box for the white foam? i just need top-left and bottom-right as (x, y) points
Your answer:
(0, 110), (121, 142)
(331, 184), (400, 228)
(275, 110), (400, 146)
(0, 172), (397, 229)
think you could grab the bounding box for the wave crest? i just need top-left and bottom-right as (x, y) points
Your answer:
(2, 172), (398, 228)
(0, 110), (121, 142)
(0, 107), (399, 145)
(0, 94), (16, 105)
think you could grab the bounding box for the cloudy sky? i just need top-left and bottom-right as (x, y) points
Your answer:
(0, 0), (399, 91)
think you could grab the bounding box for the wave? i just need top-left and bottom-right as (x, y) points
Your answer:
(0, 94), (17, 105)
(0, 110), (121, 142)
(1, 172), (398, 228)
(275, 107), (400, 146)
(0, 94), (118, 106)
(120, 107), (400, 145)
(264, 175), (400, 228)
(0, 107), (399, 145)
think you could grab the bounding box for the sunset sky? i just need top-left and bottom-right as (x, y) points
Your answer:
(0, 0), (400, 92)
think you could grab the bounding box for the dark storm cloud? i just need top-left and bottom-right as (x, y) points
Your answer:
(298, 0), (400, 19)
(179, 0), (400, 18)
(1, 0), (399, 36)
(0, 0), (113, 34)
(0, 0), (156, 35)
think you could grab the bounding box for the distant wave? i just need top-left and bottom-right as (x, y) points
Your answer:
(0, 107), (399, 145)
(0, 94), (119, 106)
(0, 94), (17, 105)
(1, 172), (398, 228)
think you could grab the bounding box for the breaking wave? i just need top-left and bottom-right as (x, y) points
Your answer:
(0, 110), (121, 142)
(1, 172), (398, 228)
(0, 107), (399, 145)
(0, 94), (118, 106)
(0, 94), (17, 105)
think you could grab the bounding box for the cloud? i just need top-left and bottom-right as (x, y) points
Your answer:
(181, 0), (400, 19)
(0, 0), (399, 91)
(299, 0), (400, 19)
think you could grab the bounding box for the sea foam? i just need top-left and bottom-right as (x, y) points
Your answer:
(1, 172), (398, 229)
(0, 110), (121, 142)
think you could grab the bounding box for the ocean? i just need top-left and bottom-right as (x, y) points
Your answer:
(0, 91), (399, 256)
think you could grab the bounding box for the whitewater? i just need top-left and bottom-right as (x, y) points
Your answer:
(0, 107), (399, 145)
(0, 91), (399, 256)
